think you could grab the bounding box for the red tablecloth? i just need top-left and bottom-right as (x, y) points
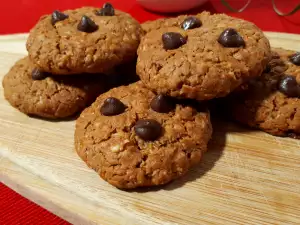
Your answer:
(0, 0), (300, 34)
(1, 0), (300, 224)
(0, 183), (69, 225)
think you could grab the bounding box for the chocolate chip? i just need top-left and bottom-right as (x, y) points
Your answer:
(51, 10), (68, 25)
(100, 97), (126, 116)
(278, 75), (300, 98)
(77, 16), (98, 33)
(162, 32), (187, 50)
(31, 68), (49, 80)
(290, 52), (300, 66)
(287, 132), (300, 139)
(96, 2), (115, 16)
(150, 94), (175, 113)
(181, 17), (202, 30)
(218, 28), (245, 48)
(263, 64), (271, 73)
(134, 119), (162, 141)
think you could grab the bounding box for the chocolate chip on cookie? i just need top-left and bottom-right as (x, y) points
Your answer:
(181, 17), (202, 30)
(31, 68), (49, 80)
(290, 52), (300, 66)
(51, 10), (68, 25)
(287, 132), (300, 139)
(96, 2), (115, 16)
(162, 32), (186, 50)
(278, 75), (300, 98)
(134, 119), (162, 141)
(100, 97), (126, 116)
(77, 15), (98, 33)
(150, 94), (175, 113)
(218, 28), (245, 48)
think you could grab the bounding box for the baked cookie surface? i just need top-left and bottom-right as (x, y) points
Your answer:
(27, 5), (143, 74)
(75, 82), (212, 188)
(227, 48), (300, 138)
(137, 12), (271, 100)
(2, 57), (108, 119)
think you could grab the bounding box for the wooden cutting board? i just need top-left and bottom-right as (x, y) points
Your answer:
(0, 32), (300, 225)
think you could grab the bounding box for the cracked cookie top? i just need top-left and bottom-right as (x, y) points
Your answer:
(26, 6), (143, 75)
(2, 57), (108, 119)
(75, 81), (212, 188)
(137, 11), (271, 100)
(226, 48), (300, 138)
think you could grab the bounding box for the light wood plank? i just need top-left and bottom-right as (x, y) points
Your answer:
(0, 32), (300, 225)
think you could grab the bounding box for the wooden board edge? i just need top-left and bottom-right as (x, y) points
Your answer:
(0, 33), (28, 41)
(0, 150), (153, 225)
(0, 156), (114, 225)
(264, 31), (300, 41)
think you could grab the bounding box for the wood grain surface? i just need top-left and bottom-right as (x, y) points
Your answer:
(0, 32), (300, 225)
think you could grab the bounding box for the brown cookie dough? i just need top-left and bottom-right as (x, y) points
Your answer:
(75, 82), (212, 189)
(226, 48), (300, 138)
(137, 12), (271, 100)
(2, 57), (108, 119)
(26, 6), (143, 75)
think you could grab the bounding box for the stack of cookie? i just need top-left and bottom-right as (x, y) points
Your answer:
(140, 13), (299, 139)
(2, 3), (143, 119)
(75, 11), (299, 189)
(224, 48), (300, 138)
(3, 4), (299, 189)
(74, 11), (273, 189)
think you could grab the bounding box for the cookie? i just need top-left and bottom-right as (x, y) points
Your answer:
(137, 12), (271, 100)
(2, 57), (108, 119)
(26, 5), (143, 75)
(75, 82), (212, 189)
(226, 48), (300, 138)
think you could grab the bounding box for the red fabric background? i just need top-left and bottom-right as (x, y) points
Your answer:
(0, 0), (299, 224)
(0, 183), (70, 225)
(0, 0), (299, 34)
